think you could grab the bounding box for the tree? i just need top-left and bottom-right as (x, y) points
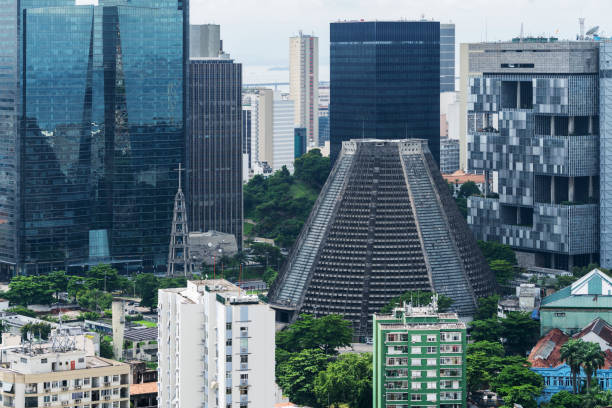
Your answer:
(497, 384), (541, 408)
(77, 289), (112, 312)
(555, 274), (578, 290)
(501, 311), (540, 356)
(468, 340), (505, 357)
(262, 267), (278, 288)
(250, 242), (284, 270)
(583, 342), (606, 389)
(469, 318), (502, 343)
(47, 270), (69, 301)
(474, 295), (500, 320)
(548, 390), (583, 408)
(134, 274), (159, 311)
(561, 339), (587, 394)
(85, 264), (120, 292)
(380, 291), (453, 314)
(20, 322), (51, 340)
(7, 306), (37, 318)
(490, 364), (543, 392)
(458, 181), (481, 198)
(276, 314), (352, 355)
(489, 259), (516, 285)
(276, 348), (329, 408)
(314, 353), (372, 408)
(477, 241), (517, 264)
(294, 149), (331, 190)
(6, 275), (55, 306)
(582, 386), (612, 408)
(100, 338), (114, 359)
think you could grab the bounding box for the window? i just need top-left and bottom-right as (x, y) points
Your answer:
(411, 359), (421, 366)
(411, 347), (421, 354)
(84, 378), (90, 385)
(411, 382), (421, 390)
(226, 355), (232, 362)
(41, 359), (47, 364)
(426, 370), (436, 378)
(440, 332), (461, 342)
(240, 355), (248, 364)
(52, 395), (58, 402)
(112, 375), (119, 383)
(240, 374), (248, 380)
(426, 347), (436, 354)
(411, 335), (421, 343)
(411, 371), (422, 378)
(113, 388), (119, 395)
(20, 358), (27, 363)
(226, 323), (232, 330)
(426, 359), (437, 366)
(427, 382), (437, 389)
(44, 396), (50, 403)
(226, 339), (232, 346)
(43, 382), (50, 390)
(411, 394), (422, 401)
(240, 388), (248, 396)
(426, 335), (436, 342)
(226, 387), (232, 395)
(427, 394), (437, 401)
(78, 358), (85, 363)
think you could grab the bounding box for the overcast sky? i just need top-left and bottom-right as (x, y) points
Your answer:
(190, 0), (611, 82)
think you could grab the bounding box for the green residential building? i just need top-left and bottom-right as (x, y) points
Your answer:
(373, 297), (467, 408)
(540, 268), (612, 336)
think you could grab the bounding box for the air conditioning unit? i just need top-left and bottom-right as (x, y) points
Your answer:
(75, 385), (82, 389)
(74, 399), (81, 404)
(104, 396), (111, 400)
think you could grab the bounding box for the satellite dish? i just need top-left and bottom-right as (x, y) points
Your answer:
(586, 26), (600, 36)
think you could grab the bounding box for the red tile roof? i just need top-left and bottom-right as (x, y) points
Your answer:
(442, 170), (485, 184)
(529, 329), (569, 368)
(130, 382), (157, 395)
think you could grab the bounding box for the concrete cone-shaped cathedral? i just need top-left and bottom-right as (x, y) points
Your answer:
(268, 139), (496, 337)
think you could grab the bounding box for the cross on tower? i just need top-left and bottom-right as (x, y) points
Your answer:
(175, 162), (184, 191)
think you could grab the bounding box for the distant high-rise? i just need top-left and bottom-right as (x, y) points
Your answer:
(0, 0), (188, 276)
(188, 53), (243, 249)
(243, 88), (274, 170)
(190, 24), (221, 58)
(294, 127), (307, 158)
(440, 23), (456, 92)
(440, 138), (460, 174)
(329, 21), (440, 163)
(269, 139), (495, 336)
(467, 40), (601, 270)
(290, 32), (319, 146)
(272, 94), (295, 171)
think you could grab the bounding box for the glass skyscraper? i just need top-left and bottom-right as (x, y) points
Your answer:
(0, 0), (188, 275)
(329, 21), (440, 163)
(440, 23), (456, 92)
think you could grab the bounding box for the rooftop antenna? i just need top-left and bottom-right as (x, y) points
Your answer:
(579, 18), (585, 40)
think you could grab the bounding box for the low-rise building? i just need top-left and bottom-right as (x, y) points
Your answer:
(0, 343), (130, 408)
(442, 170), (487, 197)
(540, 268), (612, 335)
(497, 284), (541, 318)
(529, 318), (612, 402)
(373, 297), (467, 408)
(157, 279), (275, 408)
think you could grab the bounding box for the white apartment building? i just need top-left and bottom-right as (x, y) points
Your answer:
(289, 31), (319, 146)
(242, 89), (273, 170)
(0, 345), (129, 408)
(157, 279), (275, 408)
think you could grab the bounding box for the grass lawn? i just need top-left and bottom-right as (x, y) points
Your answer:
(133, 320), (157, 328)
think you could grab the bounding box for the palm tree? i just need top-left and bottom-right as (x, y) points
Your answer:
(583, 342), (606, 389)
(560, 339), (586, 394)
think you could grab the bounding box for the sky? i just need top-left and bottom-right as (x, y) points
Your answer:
(190, 0), (612, 83)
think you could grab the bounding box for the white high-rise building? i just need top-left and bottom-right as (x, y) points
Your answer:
(157, 279), (275, 408)
(273, 93), (295, 172)
(289, 31), (319, 146)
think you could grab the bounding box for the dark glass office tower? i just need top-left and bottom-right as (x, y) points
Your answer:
(189, 59), (243, 249)
(330, 21), (440, 163)
(0, 0), (188, 275)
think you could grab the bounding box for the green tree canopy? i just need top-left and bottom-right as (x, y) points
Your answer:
(314, 353), (372, 408)
(490, 259), (517, 285)
(478, 240), (517, 264)
(458, 181), (481, 198)
(100, 337), (114, 359)
(77, 289), (112, 312)
(474, 295), (500, 320)
(276, 348), (330, 408)
(379, 291), (453, 314)
(497, 384), (542, 408)
(134, 273), (159, 310)
(276, 314), (352, 355)
(262, 267), (278, 288)
(20, 322), (51, 340)
(548, 390), (583, 408)
(85, 264), (121, 292)
(294, 149), (331, 190)
(6, 275), (55, 306)
(501, 311), (540, 356)
(490, 364), (543, 392)
(469, 318), (502, 343)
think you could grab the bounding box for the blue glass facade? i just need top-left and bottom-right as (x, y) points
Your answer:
(329, 21), (440, 163)
(0, 0), (187, 274)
